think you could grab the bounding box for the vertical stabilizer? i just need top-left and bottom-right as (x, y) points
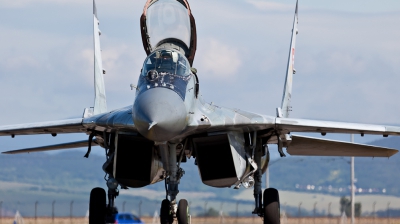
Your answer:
(280, 0), (298, 118)
(93, 0), (107, 115)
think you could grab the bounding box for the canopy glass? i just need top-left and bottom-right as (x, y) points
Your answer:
(146, 0), (191, 49)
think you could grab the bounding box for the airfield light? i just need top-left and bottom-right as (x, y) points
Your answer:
(351, 134), (355, 224)
(328, 202), (332, 217)
(122, 201), (126, 212)
(204, 201), (208, 217)
(298, 202), (302, 217)
(139, 200), (142, 218)
(70, 201), (74, 220)
(387, 202), (391, 219)
(34, 201), (38, 221)
(373, 202), (376, 218)
(52, 200), (55, 222)
(313, 202), (317, 224)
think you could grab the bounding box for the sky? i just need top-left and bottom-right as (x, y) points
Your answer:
(0, 0), (399, 152)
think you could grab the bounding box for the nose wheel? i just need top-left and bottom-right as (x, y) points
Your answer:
(160, 199), (190, 224)
(160, 199), (173, 224)
(177, 199), (190, 224)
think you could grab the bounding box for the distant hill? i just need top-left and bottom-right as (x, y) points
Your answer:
(1, 136), (400, 196)
(0, 136), (399, 216)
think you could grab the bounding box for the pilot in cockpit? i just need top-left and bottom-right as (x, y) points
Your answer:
(143, 50), (190, 78)
(157, 51), (177, 72)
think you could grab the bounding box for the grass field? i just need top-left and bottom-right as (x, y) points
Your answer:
(2, 217), (400, 224)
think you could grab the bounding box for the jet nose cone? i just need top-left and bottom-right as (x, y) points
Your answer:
(133, 88), (187, 142)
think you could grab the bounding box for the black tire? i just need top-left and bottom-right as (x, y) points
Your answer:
(160, 199), (173, 224)
(177, 199), (189, 224)
(263, 188), (280, 224)
(89, 187), (106, 224)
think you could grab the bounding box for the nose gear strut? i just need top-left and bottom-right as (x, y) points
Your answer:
(158, 142), (191, 224)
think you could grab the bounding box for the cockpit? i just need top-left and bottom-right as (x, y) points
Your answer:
(137, 49), (192, 100)
(142, 49), (190, 77)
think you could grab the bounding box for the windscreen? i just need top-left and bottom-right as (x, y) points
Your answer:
(146, 0), (191, 48)
(142, 49), (190, 77)
(137, 49), (192, 100)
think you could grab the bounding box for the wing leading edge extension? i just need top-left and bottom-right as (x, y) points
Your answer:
(0, 106), (137, 154)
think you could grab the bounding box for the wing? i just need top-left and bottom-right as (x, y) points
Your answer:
(0, 118), (85, 137)
(0, 106), (136, 137)
(0, 106), (137, 154)
(187, 101), (400, 157)
(2, 140), (98, 154)
(188, 100), (400, 137)
(276, 117), (400, 136)
(287, 135), (397, 157)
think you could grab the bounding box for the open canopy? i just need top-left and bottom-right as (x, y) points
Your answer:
(141, 0), (197, 65)
(147, 0), (191, 49)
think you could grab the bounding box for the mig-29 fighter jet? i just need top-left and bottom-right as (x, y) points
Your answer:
(1, 0), (399, 224)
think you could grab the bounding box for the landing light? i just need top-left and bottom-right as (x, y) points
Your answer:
(107, 178), (118, 190)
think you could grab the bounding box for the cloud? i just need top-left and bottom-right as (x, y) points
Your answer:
(0, 55), (40, 70)
(0, 0), (143, 10)
(1, 0), (82, 8)
(196, 39), (242, 79)
(0, 0), (399, 127)
(246, 0), (293, 11)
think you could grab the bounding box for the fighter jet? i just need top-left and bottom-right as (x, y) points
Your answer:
(1, 0), (399, 224)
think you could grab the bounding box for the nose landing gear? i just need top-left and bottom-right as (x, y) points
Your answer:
(160, 197), (190, 224)
(158, 142), (191, 224)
